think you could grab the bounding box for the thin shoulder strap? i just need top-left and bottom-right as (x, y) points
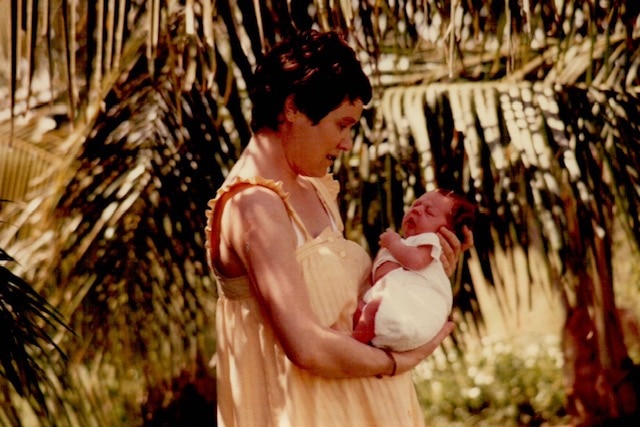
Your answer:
(305, 177), (344, 232)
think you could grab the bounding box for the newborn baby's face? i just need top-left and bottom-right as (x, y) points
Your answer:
(401, 192), (454, 238)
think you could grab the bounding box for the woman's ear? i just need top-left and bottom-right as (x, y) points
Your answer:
(283, 95), (298, 122)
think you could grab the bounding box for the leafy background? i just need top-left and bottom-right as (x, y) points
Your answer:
(1, 0), (640, 426)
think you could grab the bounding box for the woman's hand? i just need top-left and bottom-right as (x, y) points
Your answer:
(390, 321), (455, 375)
(437, 226), (474, 277)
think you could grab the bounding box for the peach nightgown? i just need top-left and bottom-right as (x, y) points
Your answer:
(206, 175), (425, 427)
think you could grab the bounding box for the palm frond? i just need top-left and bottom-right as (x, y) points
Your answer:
(0, 247), (70, 420)
(0, 4), (250, 423)
(366, 79), (640, 332)
(2, 0), (640, 424)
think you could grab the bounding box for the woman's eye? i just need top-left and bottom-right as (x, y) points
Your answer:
(338, 120), (355, 131)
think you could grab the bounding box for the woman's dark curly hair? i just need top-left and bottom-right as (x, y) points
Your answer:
(249, 30), (373, 132)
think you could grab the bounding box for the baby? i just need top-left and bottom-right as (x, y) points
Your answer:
(353, 189), (476, 351)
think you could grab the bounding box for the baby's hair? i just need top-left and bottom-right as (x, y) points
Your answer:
(434, 189), (476, 243)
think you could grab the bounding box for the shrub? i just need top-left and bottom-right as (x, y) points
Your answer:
(415, 334), (570, 426)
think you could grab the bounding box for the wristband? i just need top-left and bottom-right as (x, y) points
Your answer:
(376, 348), (397, 378)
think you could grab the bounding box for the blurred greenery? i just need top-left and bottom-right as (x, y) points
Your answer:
(414, 220), (640, 427)
(415, 335), (569, 426)
(1, 0), (640, 425)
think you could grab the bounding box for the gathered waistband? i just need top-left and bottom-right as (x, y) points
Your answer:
(216, 275), (252, 300)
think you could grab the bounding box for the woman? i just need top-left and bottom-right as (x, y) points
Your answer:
(206, 30), (472, 427)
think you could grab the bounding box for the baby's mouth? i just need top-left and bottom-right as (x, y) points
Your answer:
(404, 217), (416, 228)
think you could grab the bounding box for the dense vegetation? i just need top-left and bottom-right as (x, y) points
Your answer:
(1, 0), (639, 425)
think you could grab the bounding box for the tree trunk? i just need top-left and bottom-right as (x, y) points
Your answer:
(562, 193), (640, 426)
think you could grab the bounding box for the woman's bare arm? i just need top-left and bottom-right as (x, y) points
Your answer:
(220, 187), (452, 378)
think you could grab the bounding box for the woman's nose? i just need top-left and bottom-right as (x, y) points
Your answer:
(338, 138), (353, 152)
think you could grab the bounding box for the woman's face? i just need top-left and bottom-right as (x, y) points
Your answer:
(284, 98), (363, 177)
(401, 192), (454, 238)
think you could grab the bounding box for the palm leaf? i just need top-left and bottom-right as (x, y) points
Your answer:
(0, 246), (70, 420)
(2, 0), (640, 424)
(1, 4), (250, 423)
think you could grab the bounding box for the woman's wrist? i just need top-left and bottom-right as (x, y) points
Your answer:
(376, 348), (397, 378)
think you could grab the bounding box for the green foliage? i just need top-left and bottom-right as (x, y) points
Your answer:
(415, 335), (570, 426)
(2, 0), (640, 424)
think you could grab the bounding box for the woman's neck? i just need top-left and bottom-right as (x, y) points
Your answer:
(226, 131), (334, 237)
(227, 131), (301, 188)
